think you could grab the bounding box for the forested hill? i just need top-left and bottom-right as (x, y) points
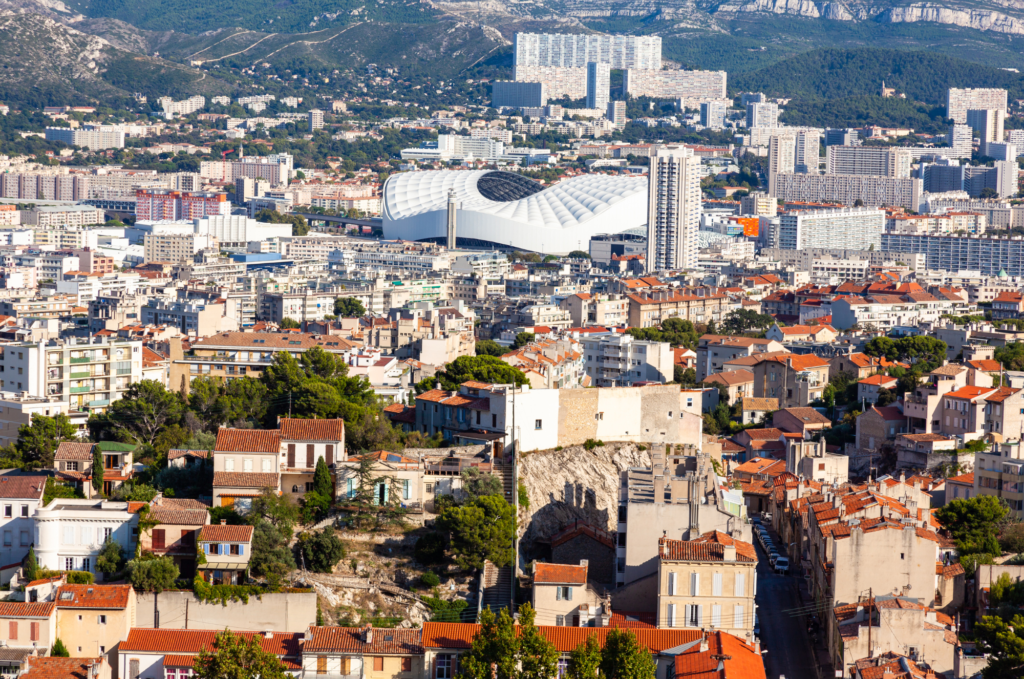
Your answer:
(732, 48), (1024, 104)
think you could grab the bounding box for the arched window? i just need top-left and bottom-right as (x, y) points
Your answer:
(292, 485), (299, 493)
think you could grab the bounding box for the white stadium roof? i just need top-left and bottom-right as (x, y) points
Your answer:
(382, 170), (648, 254)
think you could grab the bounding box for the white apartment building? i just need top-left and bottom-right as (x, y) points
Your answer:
(586, 62), (610, 111)
(580, 333), (673, 387)
(950, 124), (973, 158)
(966, 108), (1005, 156)
(771, 173), (923, 211)
(0, 394), (82, 448)
(623, 70), (727, 104)
(158, 96), (205, 117)
(44, 127), (125, 150)
(746, 103), (779, 129)
(513, 66), (588, 99)
(826, 146), (913, 178)
(647, 146), (701, 271)
(778, 208), (885, 251)
(947, 87), (1007, 124)
(11, 253), (79, 282)
(513, 33), (662, 69)
(21, 205), (105, 228)
(34, 499), (139, 579)
(194, 214), (292, 248)
(0, 337), (144, 413)
(700, 101), (727, 130)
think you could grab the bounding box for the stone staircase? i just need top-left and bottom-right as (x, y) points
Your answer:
(492, 459), (516, 505)
(480, 560), (513, 615)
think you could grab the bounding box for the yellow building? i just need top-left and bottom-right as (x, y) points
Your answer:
(54, 584), (136, 673)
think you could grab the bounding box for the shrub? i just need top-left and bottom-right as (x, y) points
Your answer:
(51, 639), (69, 657)
(517, 480), (529, 509)
(414, 532), (447, 565)
(583, 439), (605, 451)
(65, 571), (94, 585)
(297, 528), (345, 573)
(420, 572), (440, 588)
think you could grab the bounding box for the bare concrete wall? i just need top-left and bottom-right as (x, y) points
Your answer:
(557, 389), (600, 446)
(136, 591), (317, 632)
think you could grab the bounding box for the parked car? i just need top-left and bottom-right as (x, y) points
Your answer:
(774, 556), (790, 574)
(751, 516), (762, 526)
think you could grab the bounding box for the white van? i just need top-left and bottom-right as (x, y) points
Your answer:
(773, 556), (789, 574)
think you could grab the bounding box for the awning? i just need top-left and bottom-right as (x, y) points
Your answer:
(163, 656), (197, 667)
(455, 430), (506, 442)
(197, 562), (247, 570)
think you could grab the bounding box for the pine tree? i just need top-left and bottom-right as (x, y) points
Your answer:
(92, 445), (104, 496)
(599, 629), (656, 679)
(456, 608), (518, 679)
(567, 634), (603, 679)
(313, 457), (333, 500)
(517, 603), (559, 679)
(51, 639), (69, 657)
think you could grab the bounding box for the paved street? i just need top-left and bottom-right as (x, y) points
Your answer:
(754, 527), (820, 679)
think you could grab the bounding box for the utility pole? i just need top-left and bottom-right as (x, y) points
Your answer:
(867, 587), (872, 658)
(154, 591), (159, 629)
(185, 598), (189, 630)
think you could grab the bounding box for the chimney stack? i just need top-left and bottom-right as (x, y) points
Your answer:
(363, 624), (373, 643)
(220, 519), (226, 525)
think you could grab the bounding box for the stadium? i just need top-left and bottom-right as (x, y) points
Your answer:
(381, 170), (648, 254)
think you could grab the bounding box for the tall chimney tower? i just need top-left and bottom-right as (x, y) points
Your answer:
(446, 189), (457, 250)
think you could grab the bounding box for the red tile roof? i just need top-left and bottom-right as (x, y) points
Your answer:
(150, 507), (208, 526)
(659, 532), (756, 563)
(607, 611), (656, 629)
(120, 628), (302, 660)
(198, 525), (254, 542)
(54, 443), (94, 461)
(21, 657), (105, 679)
(674, 632), (766, 679)
(54, 584), (132, 609)
(945, 386), (997, 400)
(0, 475), (45, 499)
(0, 601), (55, 617)
(214, 428), (281, 453)
(533, 563), (587, 585)
(212, 472), (279, 489)
(304, 627), (423, 654)
(743, 428), (783, 441)
(279, 418), (345, 441)
(167, 449), (210, 461)
(421, 623), (701, 652)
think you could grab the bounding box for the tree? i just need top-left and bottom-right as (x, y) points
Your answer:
(92, 444), (104, 495)
(517, 603), (559, 679)
(935, 495), (1008, 556)
(429, 356), (528, 392)
(1001, 522), (1024, 555)
(566, 634), (603, 679)
(254, 209), (308, 237)
(975, 614), (1024, 678)
(249, 521), (296, 585)
(512, 332), (535, 349)
(475, 340), (505, 357)
(599, 629), (658, 679)
(42, 478), (82, 505)
(17, 414), (78, 468)
(24, 547), (37, 583)
(297, 528), (345, 573)
(333, 298), (366, 317)
(461, 467), (502, 500)
(437, 494), (516, 571)
(96, 538), (126, 578)
(280, 318), (301, 329)
(95, 380), (184, 446)
(51, 639), (70, 657)
(720, 309), (774, 335)
(112, 482), (159, 502)
(996, 342), (1024, 372)
(457, 607), (518, 679)
(566, 250), (590, 259)
(864, 336), (897, 359)
(127, 555), (180, 592)
(313, 457), (333, 500)
(249, 488), (299, 533)
(193, 630), (290, 679)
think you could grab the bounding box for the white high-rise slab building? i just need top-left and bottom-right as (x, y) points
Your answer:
(966, 108), (1005, 157)
(947, 88), (1007, 124)
(514, 33), (662, 70)
(746, 102), (779, 129)
(700, 101), (728, 130)
(646, 146), (701, 272)
(586, 62), (610, 110)
(950, 124), (973, 158)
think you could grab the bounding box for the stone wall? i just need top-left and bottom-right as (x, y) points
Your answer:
(136, 591), (317, 632)
(552, 534), (616, 586)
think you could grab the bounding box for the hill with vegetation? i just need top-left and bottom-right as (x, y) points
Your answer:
(732, 47), (1024, 104)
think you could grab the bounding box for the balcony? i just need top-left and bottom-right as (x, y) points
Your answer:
(69, 357), (91, 364)
(70, 386), (92, 394)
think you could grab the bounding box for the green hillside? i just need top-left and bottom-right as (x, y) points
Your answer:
(732, 47), (1024, 103)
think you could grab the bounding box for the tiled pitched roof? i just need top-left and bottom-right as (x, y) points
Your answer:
(0, 475), (45, 499)
(54, 443), (95, 461)
(533, 563), (587, 585)
(304, 627), (423, 654)
(54, 584), (132, 609)
(192, 331), (355, 352)
(703, 370), (754, 387)
(120, 628), (302, 661)
(734, 457), (782, 474)
(947, 473), (975, 485)
(21, 657), (105, 679)
(214, 428), (281, 453)
(674, 631), (766, 679)
(0, 602), (55, 618)
(870, 406), (905, 421)
(743, 428), (783, 441)
(279, 418), (345, 441)
(659, 533), (756, 563)
(967, 359), (1002, 372)
(198, 525), (254, 542)
(741, 398), (778, 411)
(150, 507), (209, 525)
(945, 386), (997, 400)
(212, 472), (279, 489)
(607, 611), (656, 629)
(167, 449), (210, 461)
(779, 407), (832, 425)
(421, 623), (700, 652)
(859, 374), (897, 387)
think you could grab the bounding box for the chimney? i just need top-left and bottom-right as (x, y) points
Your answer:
(263, 630), (274, 639)
(722, 544), (736, 562)
(220, 519), (226, 525)
(363, 624), (373, 643)
(579, 559), (589, 568)
(699, 633), (709, 652)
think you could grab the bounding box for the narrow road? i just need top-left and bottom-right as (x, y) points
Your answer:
(755, 527), (819, 679)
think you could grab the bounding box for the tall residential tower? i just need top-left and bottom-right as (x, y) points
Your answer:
(646, 146), (701, 272)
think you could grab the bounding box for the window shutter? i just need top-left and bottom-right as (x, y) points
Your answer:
(713, 572), (722, 597)
(238, 544), (245, 555)
(348, 478), (354, 498)
(30, 622), (38, 642)
(697, 605), (703, 628)
(690, 572), (699, 596)
(326, 445), (334, 465)
(556, 587), (562, 601)
(317, 656), (327, 674)
(734, 605), (745, 630)
(287, 444), (295, 468)
(403, 480), (410, 500)
(203, 544), (209, 554)
(684, 605), (693, 627)
(667, 604), (676, 628)
(712, 605), (721, 628)
(735, 573), (745, 597)
(668, 572), (676, 596)
(152, 529), (165, 550)
(307, 444), (315, 468)
(130, 660), (140, 679)
(8, 622), (15, 640)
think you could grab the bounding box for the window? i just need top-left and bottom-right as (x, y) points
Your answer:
(668, 572), (676, 596)
(402, 658), (412, 673)
(104, 527), (112, 541)
(225, 458), (235, 472)
(152, 529), (165, 550)
(712, 572), (722, 596)
(243, 458), (253, 473)
(734, 573), (745, 597)
(66, 461), (78, 472)
(98, 615), (107, 625)
(690, 572), (700, 596)
(555, 586), (572, 601)
(1, 531), (9, 547)
(82, 558), (90, 573)
(711, 605), (721, 628)
(230, 544), (240, 556)
(130, 660), (140, 679)
(316, 657), (327, 675)
(20, 505), (27, 517)
(305, 482), (315, 492)
(556, 615), (565, 626)
(3, 505), (10, 518)
(436, 654), (453, 679)
(262, 458), (271, 473)
(685, 604), (701, 627)
(667, 603), (676, 627)
(734, 605), (745, 629)
(535, 419), (542, 430)
(373, 657), (384, 672)
(7, 622), (15, 640)
(65, 558), (74, 570)
(19, 531), (28, 546)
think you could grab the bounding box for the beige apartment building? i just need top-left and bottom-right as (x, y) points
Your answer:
(626, 289), (728, 329)
(54, 584), (136, 672)
(143, 233), (219, 264)
(697, 336), (785, 381)
(750, 353), (831, 407)
(975, 440), (1024, 517)
(656, 532), (757, 638)
(531, 561), (609, 627)
(560, 293), (630, 328)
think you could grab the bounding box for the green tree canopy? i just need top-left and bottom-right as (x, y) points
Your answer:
(599, 629), (658, 679)
(975, 613), (1024, 678)
(456, 604), (556, 679)
(279, 318), (301, 329)
(254, 209), (308, 237)
(566, 634), (602, 679)
(512, 332), (535, 349)
(17, 414), (78, 469)
(127, 555), (180, 592)
(475, 340), (505, 357)
(720, 309), (774, 335)
(96, 538), (126, 577)
(437, 494), (516, 571)
(333, 298), (366, 317)
(996, 342), (1024, 372)
(423, 356), (528, 392)
(297, 527), (345, 573)
(193, 630), (290, 679)
(89, 380), (184, 445)
(935, 495), (1008, 556)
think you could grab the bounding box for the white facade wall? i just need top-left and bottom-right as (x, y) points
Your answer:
(34, 499), (139, 577)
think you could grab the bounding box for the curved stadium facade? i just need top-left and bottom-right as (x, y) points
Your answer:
(381, 170), (648, 254)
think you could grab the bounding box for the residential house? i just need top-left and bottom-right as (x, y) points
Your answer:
(140, 497), (209, 579)
(34, 500), (139, 581)
(829, 353), (907, 380)
(696, 336), (785, 382)
(656, 532), (758, 639)
(501, 338), (585, 389)
(625, 289), (728, 330)
(0, 601), (56, 656)
(732, 428), (785, 460)
(671, 632), (767, 679)
(22, 657), (111, 679)
(946, 473), (974, 503)
(338, 451), (422, 512)
(301, 625), (423, 679)
(772, 408), (832, 438)
(855, 406), (908, 455)
(580, 333), (672, 387)
(550, 521), (617, 586)
(55, 584), (136, 672)
(828, 597), (957, 677)
(739, 398), (778, 426)
(279, 418), (344, 505)
(903, 365), (971, 435)
(785, 440), (849, 485)
(197, 523), (254, 585)
(212, 428), (283, 510)
(702, 370), (754, 405)
(992, 291), (1024, 320)
(764, 323), (837, 343)
(857, 374), (898, 404)
(0, 475), (45, 575)
(894, 433), (958, 472)
(54, 442), (136, 498)
(560, 293), (630, 328)
(118, 628), (302, 679)
(531, 561), (610, 627)
(749, 354), (831, 408)
(167, 449), (209, 469)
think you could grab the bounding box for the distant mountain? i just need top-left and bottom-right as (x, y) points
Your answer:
(732, 47), (1024, 103)
(0, 11), (232, 107)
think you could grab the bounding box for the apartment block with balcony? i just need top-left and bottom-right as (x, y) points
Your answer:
(0, 338), (143, 414)
(580, 333), (672, 387)
(974, 440), (1024, 517)
(750, 353), (830, 408)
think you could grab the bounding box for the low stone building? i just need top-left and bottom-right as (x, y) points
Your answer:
(550, 520), (616, 586)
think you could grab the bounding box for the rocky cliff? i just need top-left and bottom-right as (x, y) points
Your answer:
(517, 442), (650, 549)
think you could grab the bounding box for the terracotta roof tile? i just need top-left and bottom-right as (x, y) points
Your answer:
(54, 584), (132, 609)
(167, 449), (210, 461)
(0, 475), (45, 499)
(659, 532), (757, 563)
(279, 418), (345, 441)
(0, 602), (55, 618)
(54, 443), (95, 461)
(674, 632), (766, 679)
(421, 623), (700, 652)
(212, 472), (279, 489)
(120, 628), (301, 661)
(534, 563), (587, 585)
(304, 627), (423, 654)
(214, 428), (281, 453)
(150, 508), (208, 525)
(198, 524), (254, 542)
(21, 657), (105, 679)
